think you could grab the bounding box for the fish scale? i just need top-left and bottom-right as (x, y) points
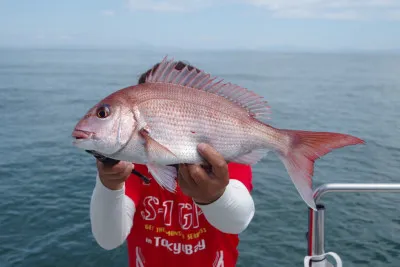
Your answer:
(72, 56), (365, 210)
(137, 98), (253, 162)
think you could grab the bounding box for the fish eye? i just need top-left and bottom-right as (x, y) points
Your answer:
(96, 105), (110, 119)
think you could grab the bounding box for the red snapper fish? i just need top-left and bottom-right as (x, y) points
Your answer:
(72, 57), (364, 210)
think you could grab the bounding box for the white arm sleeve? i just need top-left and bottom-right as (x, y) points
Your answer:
(196, 179), (255, 234)
(90, 174), (136, 250)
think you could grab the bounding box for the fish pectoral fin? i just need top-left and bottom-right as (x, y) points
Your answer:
(231, 149), (270, 165)
(146, 163), (177, 193)
(139, 128), (178, 163)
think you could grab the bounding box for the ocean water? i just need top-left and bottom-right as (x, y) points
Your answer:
(1, 48), (400, 267)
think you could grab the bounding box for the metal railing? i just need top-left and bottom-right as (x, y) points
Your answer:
(306, 183), (400, 266)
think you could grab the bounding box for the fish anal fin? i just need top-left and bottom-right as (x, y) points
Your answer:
(145, 56), (271, 122)
(147, 163), (177, 193)
(140, 128), (178, 164)
(231, 149), (269, 165)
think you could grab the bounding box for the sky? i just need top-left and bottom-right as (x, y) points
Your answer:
(1, 0), (400, 51)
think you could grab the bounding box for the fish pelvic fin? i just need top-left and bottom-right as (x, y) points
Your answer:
(144, 56), (271, 122)
(147, 163), (177, 193)
(278, 129), (365, 210)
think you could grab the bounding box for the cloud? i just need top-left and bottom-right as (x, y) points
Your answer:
(35, 34), (45, 40)
(127, 0), (216, 12)
(100, 10), (116, 16)
(59, 35), (73, 41)
(388, 9), (400, 20)
(247, 0), (400, 20)
(127, 0), (400, 20)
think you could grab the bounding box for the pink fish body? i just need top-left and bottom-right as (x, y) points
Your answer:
(72, 57), (364, 210)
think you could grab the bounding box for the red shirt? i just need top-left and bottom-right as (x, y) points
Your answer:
(124, 163), (253, 267)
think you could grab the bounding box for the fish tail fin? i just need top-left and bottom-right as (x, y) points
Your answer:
(278, 129), (365, 210)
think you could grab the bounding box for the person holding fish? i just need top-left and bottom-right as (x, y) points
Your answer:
(72, 57), (364, 266)
(87, 61), (256, 267)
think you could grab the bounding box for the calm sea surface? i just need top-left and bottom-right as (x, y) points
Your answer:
(1, 48), (400, 267)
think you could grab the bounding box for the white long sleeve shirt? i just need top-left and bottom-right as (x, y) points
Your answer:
(90, 174), (255, 250)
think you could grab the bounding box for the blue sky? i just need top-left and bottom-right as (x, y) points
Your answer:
(1, 0), (400, 51)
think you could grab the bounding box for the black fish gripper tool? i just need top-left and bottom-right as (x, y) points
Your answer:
(85, 150), (151, 184)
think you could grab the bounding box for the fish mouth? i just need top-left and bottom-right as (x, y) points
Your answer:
(72, 129), (94, 144)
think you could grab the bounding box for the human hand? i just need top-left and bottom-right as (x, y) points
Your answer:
(96, 160), (133, 190)
(178, 143), (229, 205)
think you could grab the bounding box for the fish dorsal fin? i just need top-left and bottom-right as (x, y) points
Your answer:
(145, 56), (271, 121)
